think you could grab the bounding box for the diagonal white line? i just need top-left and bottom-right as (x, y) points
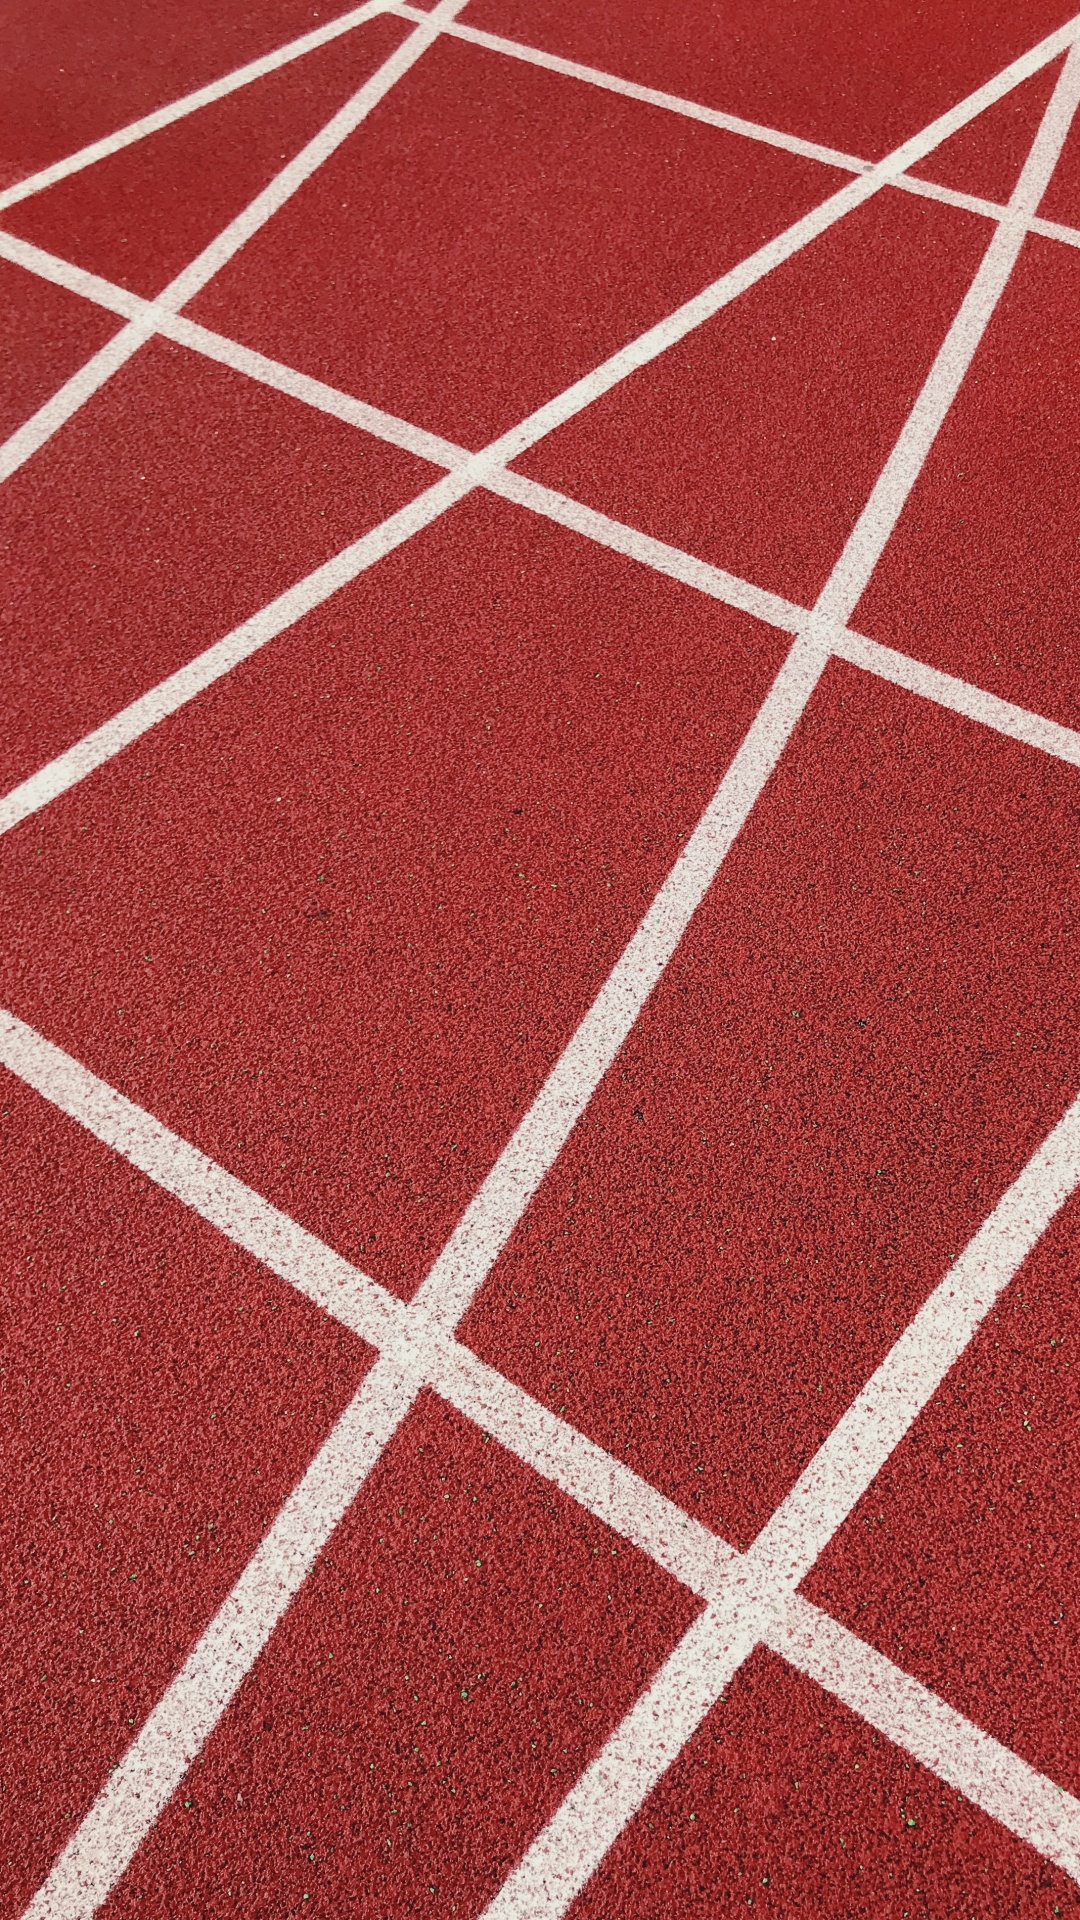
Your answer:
(0, 0), (465, 489)
(5, 225), (1080, 792)
(4, 12), (1076, 832)
(5, 1000), (1080, 1907)
(0, 1), (394, 214)
(479, 42), (1080, 1916)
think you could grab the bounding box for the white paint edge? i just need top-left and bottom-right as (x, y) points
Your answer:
(0, 0), (394, 214)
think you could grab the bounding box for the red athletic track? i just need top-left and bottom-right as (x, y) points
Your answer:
(3, 3), (1080, 1917)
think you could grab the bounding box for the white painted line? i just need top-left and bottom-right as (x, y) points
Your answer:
(21, 1353), (419, 1920)
(0, 1), (394, 215)
(480, 1604), (755, 1920)
(814, 38), (1080, 628)
(389, 2), (871, 173)
(833, 627), (1080, 765)
(750, 1082), (1080, 1586)
(0, 319), (154, 487)
(8, 999), (1080, 1902)
(412, 630), (830, 1329)
(0, 464), (475, 838)
(0, 0), (463, 489)
(777, 1598), (1080, 1884)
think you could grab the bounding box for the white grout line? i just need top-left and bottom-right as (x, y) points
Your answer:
(389, 2), (872, 172)
(814, 38), (1080, 628)
(0, 0), (394, 214)
(0, 0), (464, 489)
(776, 1598), (1080, 1883)
(6, 1001), (1080, 1908)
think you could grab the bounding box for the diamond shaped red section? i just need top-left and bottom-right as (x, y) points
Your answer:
(188, 33), (842, 445)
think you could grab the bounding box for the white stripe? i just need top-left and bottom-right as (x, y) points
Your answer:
(814, 38), (1080, 627)
(777, 1599), (1080, 1883)
(0, 0), (463, 489)
(21, 1355), (419, 1920)
(390, 3), (871, 174)
(478, 43), (1080, 1914)
(0, 1), (393, 214)
(412, 631), (829, 1329)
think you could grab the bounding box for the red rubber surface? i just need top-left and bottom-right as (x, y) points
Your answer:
(5, 2), (1080, 1915)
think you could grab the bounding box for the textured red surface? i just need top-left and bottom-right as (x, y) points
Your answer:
(567, 1649), (1080, 1916)
(1, 16), (408, 297)
(462, 0), (1077, 159)
(0, 335), (433, 791)
(805, 1190), (1080, 1799)
(0, 1067), (371, 1920)
(187, 34), (838, 445)
(462, 663), (1080, 1546)
(0, 255), (119, 443)
(0, 0), (370, 187)
(518, 191), (987, 607)
(0, 493), (786, 1296)
(855, 238), (1080, 730)
(98, 1395), (697, 1917)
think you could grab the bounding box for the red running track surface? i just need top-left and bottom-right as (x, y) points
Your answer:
(2, 2), (1080, 1917)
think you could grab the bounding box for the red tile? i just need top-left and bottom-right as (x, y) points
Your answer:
(0, 0), (372, 187)
(2, 15), (408, 298)
(0, 491), (786, 1300)
(518, 191), (986, 609)
(854, 237), (1080, 732)
(0, 255), (120, 443)
(460, 662), (1080, 1547)
(910, 57), (1064, 205)
(804, 1190), (1080, 1799)
(462, 0), (1075, 161)
(98, 1394), (697, 1919)
(189, 34), (841, 446)
(0, 1066), (371, 1920)
(0, 334), (433, 795)
(568, 1647), (1080, 1917)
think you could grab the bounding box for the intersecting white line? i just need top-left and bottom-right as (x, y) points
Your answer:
(6, 9), (1080, 1916)
(478, 42), (1080, 1916)
(0, 0), (395, 215)
(0, 0), (465, 488)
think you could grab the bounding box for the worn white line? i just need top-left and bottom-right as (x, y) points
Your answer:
(0, 0), (463, 489)
(0, 1), (393, 215)
(833, 628), (1080, 765)
(815, 38), (1080, 628)
(777, 1598), (1080, 1883)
